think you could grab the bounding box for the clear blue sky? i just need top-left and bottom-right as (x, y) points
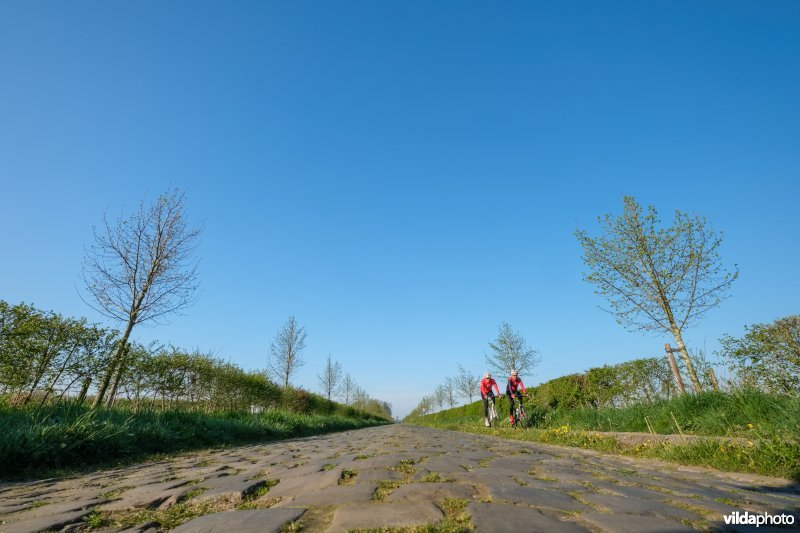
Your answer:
(1, 1), (798, 417)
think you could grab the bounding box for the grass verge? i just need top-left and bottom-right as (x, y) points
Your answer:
(0, 402), (389, 479)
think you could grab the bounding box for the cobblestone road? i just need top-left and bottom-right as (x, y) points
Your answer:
(1, 425), (798, 532)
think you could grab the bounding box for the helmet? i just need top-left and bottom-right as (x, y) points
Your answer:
(484, 372), (491, 379)
(511, 369), (518, 376)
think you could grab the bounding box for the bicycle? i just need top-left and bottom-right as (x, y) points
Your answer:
(511, 394), (527, 429)
(487, 398), (499, 427)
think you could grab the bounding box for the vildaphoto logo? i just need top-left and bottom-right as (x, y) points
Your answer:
(723, 511), (795, 527)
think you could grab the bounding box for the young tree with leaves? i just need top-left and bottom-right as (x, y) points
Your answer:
(576, 196), (737, 393)
(268, 316), (307, 388)
(485, 323), (540, 377)
(81, 188), (202, 407)
(720, 315), (800, 395)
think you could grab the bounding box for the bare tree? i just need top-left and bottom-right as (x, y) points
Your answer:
(485, 323), (541, 377)
(444, 377), (457, 408)
(318, 354), (343, 400)
(576, 196), (738, 393)
(81, 188), (201, 407)
(268, 316), (307, 388)
(433, 384), (448, 412)
(452, 363), (479, 403)
(341, 373), (357, 404)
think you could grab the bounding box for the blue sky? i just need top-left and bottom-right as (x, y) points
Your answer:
(1, 1), (798, 417)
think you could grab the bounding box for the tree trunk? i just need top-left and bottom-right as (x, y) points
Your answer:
(93, 320), (135, 407)
(671, 328), (703, 393)
(24, 344), (55, 405)
(105, 343), (131, 408)
(77, 376), (92, 404)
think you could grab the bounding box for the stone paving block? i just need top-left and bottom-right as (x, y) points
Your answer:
(276, 483), (378, 507)
(193, 472), (270, 502)
(608, 484), (674, 501)
(99, 480), (194, 511)
(0, 500), (97, 533)
(386, 482), (476, 503)
(263, 470), (341, 498)
(489, 485), (588, 511)
(328, 501), (443, 532)
(171, 507), (306, 533)
(468, 501), (588, 532)
(580, 492), (704, 521)
(578, 511), (694, 532)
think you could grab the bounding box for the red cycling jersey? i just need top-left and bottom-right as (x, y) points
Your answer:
(507, 376), (526, 395)
(480, 378), (500, 397)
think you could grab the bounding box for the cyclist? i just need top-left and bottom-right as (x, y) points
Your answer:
(506, 369), (527, 425)
(479, 372), (500, 427)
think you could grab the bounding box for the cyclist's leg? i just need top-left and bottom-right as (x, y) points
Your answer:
(506, 391), (515, 424)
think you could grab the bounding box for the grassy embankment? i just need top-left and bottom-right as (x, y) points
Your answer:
(406, 390), (800, 480)
(0, 401), (389, 479)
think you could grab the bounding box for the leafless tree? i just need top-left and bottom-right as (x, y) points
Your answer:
(81, 188), (201, 407)
(268, 316), (307, 388)
(341, 373), (357, 404)
(452, 364), (479, 403)
(444, 377), (457, 408)
(433, 384), (448, 412)
(318, 354), (343, 400)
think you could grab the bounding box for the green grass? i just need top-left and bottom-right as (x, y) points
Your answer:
(0, 402), (389, 479)
(539, 390), (800, 438)
(410, 390), (800, 439)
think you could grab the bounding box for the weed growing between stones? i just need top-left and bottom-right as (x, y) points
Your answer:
(373, 480), (403, 501)
(432, 497), (473, 532)
(389, 459), (417, 476)
(237, 479), (280, 510)
(83, 487), (216, 530)
(280, 519), (304, 532)
(420, 472), (454, 483)
(525, 468), (556, 482)
(321, 463), (337, 471)
(338, 469), (358, 485)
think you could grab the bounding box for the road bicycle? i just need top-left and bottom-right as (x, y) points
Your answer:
(487, 398), (499, 427)
(511, 395), (527, 429)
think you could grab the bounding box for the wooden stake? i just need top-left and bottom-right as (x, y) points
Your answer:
(708, 368), (719, 391)
(665, 343), (686, 394)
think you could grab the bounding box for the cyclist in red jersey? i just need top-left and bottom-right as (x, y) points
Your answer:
(479, 372), (500, 427)
(506, 370), (527, 425)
